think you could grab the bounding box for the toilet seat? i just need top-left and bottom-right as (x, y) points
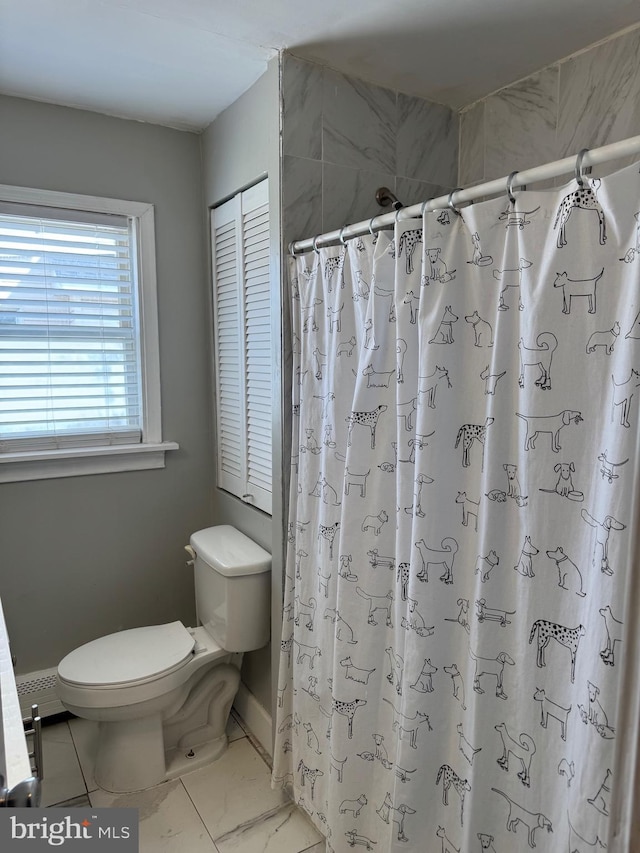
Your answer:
(58, 621), (195, 689)
(56, 623), (227, 712)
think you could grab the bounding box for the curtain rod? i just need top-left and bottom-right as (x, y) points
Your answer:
(288, 134), (640, 256)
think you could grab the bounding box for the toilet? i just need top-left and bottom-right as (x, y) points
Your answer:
(56, 525), (271, 793)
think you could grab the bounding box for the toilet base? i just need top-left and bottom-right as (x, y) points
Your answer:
(165, 734), (228, 780)
(92, 662), (241, 793)
(95, 714), (167, 793)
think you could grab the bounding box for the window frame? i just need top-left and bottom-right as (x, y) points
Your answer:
(0, 183), (177, 482)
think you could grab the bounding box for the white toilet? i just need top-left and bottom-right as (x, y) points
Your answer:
(56, 525), (271, 793)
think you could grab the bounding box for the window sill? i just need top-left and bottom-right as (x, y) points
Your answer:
(0, 442), (180, 483)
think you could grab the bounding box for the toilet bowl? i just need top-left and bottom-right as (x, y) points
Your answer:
(56, 526), (271, 793)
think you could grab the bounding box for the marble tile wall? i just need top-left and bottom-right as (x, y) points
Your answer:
(459, 25), (640, 187)
(282, 54), (459, 246)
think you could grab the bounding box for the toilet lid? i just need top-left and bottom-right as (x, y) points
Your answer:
(58, 621), (195, 687)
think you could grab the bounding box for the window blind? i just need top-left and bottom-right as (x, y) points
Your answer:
(212, 180), (272, 514)
(0, 206), (142, 452)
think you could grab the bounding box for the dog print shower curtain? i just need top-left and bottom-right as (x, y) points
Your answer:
(273, 161), (640, 852)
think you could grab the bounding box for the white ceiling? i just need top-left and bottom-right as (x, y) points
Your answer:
(1, 0), (639, 132)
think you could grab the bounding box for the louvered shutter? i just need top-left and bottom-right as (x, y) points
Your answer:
(211, 180), (272, 514)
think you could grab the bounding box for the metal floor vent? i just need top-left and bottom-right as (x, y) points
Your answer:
(16, 668), (64, 718)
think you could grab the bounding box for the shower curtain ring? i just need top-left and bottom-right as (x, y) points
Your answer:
(575, 148), (590, 187)
(287, 241), (297, 256)
(448, 189), (462, 216)
(339, 226), (348, 246)
(506, 171), (519, 205)
(368, 216), (378, 236)
(312, 235), (320, 254)
(395, 207), (403, 225)
(420, 199), (430, 217)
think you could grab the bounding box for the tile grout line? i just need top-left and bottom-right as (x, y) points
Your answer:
(66, 719), (92, 798)
(178, 777), (222, 852)
(232, 709), (273, 772)
(177, 716), (272, 851)
(232, 714), (326, 850)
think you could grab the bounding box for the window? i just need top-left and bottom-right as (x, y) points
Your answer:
(0, 185), (177, 482)
(211, 180), (272, 514)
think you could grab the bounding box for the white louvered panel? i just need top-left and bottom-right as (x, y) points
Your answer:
(242, 192), (271, 513)
(212, 203), (244, 499)
(211, 181), (271, 512)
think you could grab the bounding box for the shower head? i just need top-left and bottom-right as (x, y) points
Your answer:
(375, 187), (403, 210)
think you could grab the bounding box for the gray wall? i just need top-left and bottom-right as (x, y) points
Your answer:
(0, 95), (212, 674)
(459, 25), (640, 185)
(281, 53), (459, 245)
(200, 58), (282, 716)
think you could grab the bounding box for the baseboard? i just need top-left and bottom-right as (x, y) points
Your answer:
(233, 682), (273, 757)
(16, 668), (65, 719)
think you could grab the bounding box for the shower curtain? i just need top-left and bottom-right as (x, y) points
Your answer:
(273, 161), (640, 852)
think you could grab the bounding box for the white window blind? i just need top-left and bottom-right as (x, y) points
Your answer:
(0, 203), (142, 452)
(212, 180), (272, 514)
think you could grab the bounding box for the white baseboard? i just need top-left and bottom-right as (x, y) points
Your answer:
(233, 682), (273, 757)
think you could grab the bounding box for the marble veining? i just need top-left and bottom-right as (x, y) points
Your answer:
(282, 54), (466, 251)
(282, 155), (323, 244)
(459, 26), (640, 191)
(45, 714), (322, 853)
(91, 777), (219, 853)
(484, 65), (559, 180)
(282, 56), (323, 161)
(322, 162), (397, 235)
(395, 176), (455, 211)
(557, 27), (640, 158)
(458, 100), (485, 185)
(397, 93), (458, 185)
(215, 802), (323, 853)
(322, 67), (397, 173)
(180, 738), (288, 840)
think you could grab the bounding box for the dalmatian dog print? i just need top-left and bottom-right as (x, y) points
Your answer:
(275, 161), (638, 853)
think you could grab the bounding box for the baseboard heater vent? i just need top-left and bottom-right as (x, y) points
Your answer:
(16, 668), (64, 718)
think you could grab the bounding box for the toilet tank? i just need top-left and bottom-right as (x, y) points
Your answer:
(189, 525), (271, 652)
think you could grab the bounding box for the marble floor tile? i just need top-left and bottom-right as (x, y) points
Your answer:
(54, 794), (92, 808)
(90, 778), (218, 853)
(214, 802), (323, 853)
(40, 720), (87, 807)
(68, 715), (99, 792)
(181, 737), (288, 841)
(46, 713), (321, 853)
